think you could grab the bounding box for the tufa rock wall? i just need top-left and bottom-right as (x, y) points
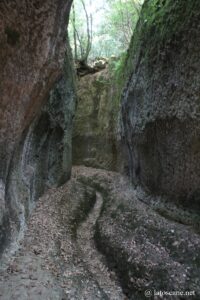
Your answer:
(73, 68), (122, 171)
(0, 1), (75, 254)
(121, 0), (200, 209)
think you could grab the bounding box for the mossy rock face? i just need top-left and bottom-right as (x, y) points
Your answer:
(121, 0), (200, 209)
(73, 68), (123, 171)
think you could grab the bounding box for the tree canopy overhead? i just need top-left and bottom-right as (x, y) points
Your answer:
(68, 0), (144, 63)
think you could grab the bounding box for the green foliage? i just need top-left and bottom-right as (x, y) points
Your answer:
(105, 0), (140, 48)
(68, 0), (143, 61)
(92, 0), (142, 58)
(109, 52), (127, 83)
(69, 0), (93, 62)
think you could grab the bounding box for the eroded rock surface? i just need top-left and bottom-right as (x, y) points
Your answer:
(73, 67), (122, 171)
(0, 0), (75, 254)
(121, 0), (200, 209)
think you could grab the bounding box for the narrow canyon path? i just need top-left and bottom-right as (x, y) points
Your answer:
(0, 166), (200, 300)
(0, 167), (126, 300)
(77, 192), (124, 300)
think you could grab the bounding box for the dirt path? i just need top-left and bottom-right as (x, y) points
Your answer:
(1, 166), (200, 299)
(77, 192), (125, 300)
(0, 169), (126, 300)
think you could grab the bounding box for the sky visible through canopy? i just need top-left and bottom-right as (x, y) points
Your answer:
(69, 0), (144, 60)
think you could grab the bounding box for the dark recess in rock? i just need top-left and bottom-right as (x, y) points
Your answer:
(5, 27), (20, 46)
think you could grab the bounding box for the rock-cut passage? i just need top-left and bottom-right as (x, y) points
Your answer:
(77, 192), (124, 300)
(0, 167), (200, 299)
(0, 168), (126, 300)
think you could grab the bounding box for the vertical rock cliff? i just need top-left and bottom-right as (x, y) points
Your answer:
(121, 0), (200, 209)
(73, 67), (121, 171)
(0, 1), (75, 254)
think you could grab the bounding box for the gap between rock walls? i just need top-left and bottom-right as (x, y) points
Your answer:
(0, 0), (200, 299)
